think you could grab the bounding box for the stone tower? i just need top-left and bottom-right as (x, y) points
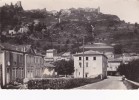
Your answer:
(16, 1), (22, 7)
(97, 7), (100, 14)
(14, 1), (23, 10)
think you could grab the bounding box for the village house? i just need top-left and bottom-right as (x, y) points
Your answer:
(107, 58), (123, 76)
(25, 53), (45, 79)
(44, 49), (73, 62)
(24, 46), (56, 79)
(56, 52), (73, 61)
(18, 26), (29, 33)
(107, 53), (139, 76)
(74, 50), (107, 79)
(2, 31), (8, 36)
(0, 43), (25, 86)
(117, 53), (139, 64)
(0, 43), (56, 87)
(16, 45), (52, 79)
(80, 43), (114, 59)
(34, 19), (40, 26)
(9, 30), (16, 35)
(44, 49), (57, 62)
(43, 62), (56, 78)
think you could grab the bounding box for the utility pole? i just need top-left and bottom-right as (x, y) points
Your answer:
(83, 36), (85, 78)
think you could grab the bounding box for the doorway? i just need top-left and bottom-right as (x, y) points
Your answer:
(85, 73), (88, 78)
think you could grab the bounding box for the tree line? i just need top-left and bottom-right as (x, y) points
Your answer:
(54, 60), (74, 77)
(118, 59), (139, 82)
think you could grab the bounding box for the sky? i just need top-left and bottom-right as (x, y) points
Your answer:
(0, 0), (139, 23)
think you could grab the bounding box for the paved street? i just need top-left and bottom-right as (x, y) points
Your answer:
(74, 76), (127, 90)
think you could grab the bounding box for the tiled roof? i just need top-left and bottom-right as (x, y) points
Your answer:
(0, 43), (18, 51)
(123, 56), (139, 62)
(0, 43), (31, 52)
(0, 43), (40, 55)
(84, 50), (102, 54)
(46, 49), (56, 52)
(108, 58), (123, 62)
(110, 55), (139, 62)
(44, 62), (55, 68)
(84, 46), (113, 49)
(80, 43), (114, 49)
(62, 52), (71, 57)
(74, 50), (107, 58)
(0, 43), (4, 48)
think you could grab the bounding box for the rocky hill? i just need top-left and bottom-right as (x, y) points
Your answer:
(0, 2), (139, 54)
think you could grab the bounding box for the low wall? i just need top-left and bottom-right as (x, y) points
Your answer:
(124, 79), (139, 89)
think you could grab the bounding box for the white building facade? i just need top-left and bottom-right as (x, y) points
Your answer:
(107, 59), (122, 76)
(44, 49), (57, 62)
(44, 49), (73, 62)
(74, 50), (107, 79)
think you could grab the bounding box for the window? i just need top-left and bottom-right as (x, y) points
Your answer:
(79, 62), (82, 67)
(19, 55), (23, 66)
(40, 58), (42, 64)
(21, 68), (24, 78)
(16, 68), (20, 78)
(86, 62), (88, 67)
(31, 57), (34, 63)
(36, 57), (38, 63)
(12, 68), (16, 80)
(86, 57), (88, 60)
(14, 62), (17, 65)
(35, 57), (37, 63)
(93, 57), (96, 60)
(38, 57), (40, 64)
(85, 73), (88, 78)
(79, 57), (82, 60)
(33, 57), (35, 63)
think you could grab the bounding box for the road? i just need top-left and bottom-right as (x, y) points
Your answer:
(74, 76), (127, 90)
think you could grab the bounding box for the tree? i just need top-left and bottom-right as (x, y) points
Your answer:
(114, 44), (123, 54)
(35, 41), (41, 48)
(134, 22), (138, 34)
(117, 59), (139, 82)
(135, 22), (138, 28)
(54, 60), (74, 77)
(34, 22), (43, 32)
(28, 23), (34, 32)
(66, 39), (70, 44)
(134, 29), (138, 34)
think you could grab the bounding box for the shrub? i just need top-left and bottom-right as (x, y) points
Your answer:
(118, 59), (139, 82)
(28, 77), (100, 89)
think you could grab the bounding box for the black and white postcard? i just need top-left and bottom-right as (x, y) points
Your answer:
(0, 0), (139, 92)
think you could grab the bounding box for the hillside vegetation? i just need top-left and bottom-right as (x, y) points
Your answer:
(0, 3), (139, 54)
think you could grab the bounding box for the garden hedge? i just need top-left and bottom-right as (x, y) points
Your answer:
(28, 77), (101, 89)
